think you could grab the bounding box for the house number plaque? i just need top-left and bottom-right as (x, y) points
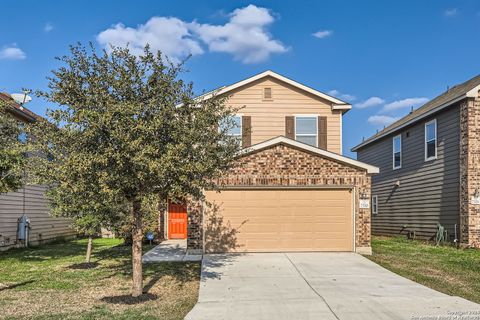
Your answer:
(359, 199), (370, 209)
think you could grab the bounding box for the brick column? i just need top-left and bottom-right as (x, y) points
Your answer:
(459, 94), (480, 248)
(186, 200), (203, 253)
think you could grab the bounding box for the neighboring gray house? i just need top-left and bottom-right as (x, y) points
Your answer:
(0, 93), (75, 251)
(352, 75), (480, 248)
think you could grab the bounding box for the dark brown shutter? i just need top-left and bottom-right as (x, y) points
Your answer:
(242, 116), (251, 147)
(285, 116), (295, 139)
(318, 116), (327, 149)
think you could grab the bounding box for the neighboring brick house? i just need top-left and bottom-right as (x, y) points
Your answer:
(163, 71), (379, 254)
(352, 75), (480, 248)
(0, 93), (76, 251)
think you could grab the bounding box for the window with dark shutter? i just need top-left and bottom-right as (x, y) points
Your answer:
(295, 116), (317, 147)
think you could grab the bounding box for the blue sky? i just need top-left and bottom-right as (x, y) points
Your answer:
(1, 0), (479, 157)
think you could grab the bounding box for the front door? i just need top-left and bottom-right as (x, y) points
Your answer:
(168, 201), (188, 239)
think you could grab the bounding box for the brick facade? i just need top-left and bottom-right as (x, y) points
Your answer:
(187, 143), (373, 254)
(459, 92), (480, 248)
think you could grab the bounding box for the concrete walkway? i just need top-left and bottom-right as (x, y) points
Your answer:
(142, 240), (202, 263)
(185, 252), (480, 320)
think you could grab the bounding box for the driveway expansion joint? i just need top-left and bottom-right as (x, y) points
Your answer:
(283, 253), (341, 320)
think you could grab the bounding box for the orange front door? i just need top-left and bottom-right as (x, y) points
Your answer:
(168, 201), (188, 239)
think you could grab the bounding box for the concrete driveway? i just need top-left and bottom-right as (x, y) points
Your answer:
(185, 253), (479, 320)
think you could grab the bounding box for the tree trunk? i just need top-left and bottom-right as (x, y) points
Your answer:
(158, 195), (165, 241)
(131, 199), (143, 297)
(85, 236), (93, 263)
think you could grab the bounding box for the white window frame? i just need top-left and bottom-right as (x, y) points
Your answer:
(294, 115), (318, 147)
(392, 134), (402, 170)
(424, 119), (437, 161)
(372, 195), (378, 215)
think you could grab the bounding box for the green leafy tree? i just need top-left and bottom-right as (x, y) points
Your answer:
(0, 100), (26, 193)
(46, 182), (130, 263)
(29, 43), (240, 297)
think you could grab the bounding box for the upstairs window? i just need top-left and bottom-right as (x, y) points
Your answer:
(222, 115), (242, 145)
(295, 116), (317, 147)
(392, 135), (402, 169)
(372, 195), (378, 215)
(263, 87), (272, 99)
(425, 119), (437, 161)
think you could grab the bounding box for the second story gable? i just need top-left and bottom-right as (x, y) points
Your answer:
(201, 71), (351, 154)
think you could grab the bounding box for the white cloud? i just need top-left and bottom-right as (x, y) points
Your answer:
(313, 30), (333, 39)
(190, 5), (287, 63)
(444, 8), (458, 16)
(381, 97), (428, 113)
(97, 17), (204, 63)
(44, 23), (54, 33)
(368, 115), (399, 127)
(354, 96), (385, 109)
(97, 5), (287, 64)
(0, 45), (26, 60)
(328, 89), (356, 102)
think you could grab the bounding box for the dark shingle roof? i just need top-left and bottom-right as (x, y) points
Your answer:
(352, 74), (480, 151)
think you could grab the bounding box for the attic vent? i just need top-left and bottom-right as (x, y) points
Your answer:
(263, 87), (272, 99)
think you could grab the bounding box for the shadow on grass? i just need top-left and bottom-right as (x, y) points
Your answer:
(67, 262), (100, 269)
(100, 293), (158, 305)
(0, 239), (109, 262)
(0, 280), (35, 291)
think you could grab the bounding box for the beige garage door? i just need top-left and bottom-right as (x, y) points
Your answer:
(204, 189), (353, 253)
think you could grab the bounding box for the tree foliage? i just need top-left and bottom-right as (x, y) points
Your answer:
(28, 43), (240, 296)
(0, 100), (26, 193)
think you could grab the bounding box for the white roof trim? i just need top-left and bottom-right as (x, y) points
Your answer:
(196, 70), (352, 111)
(239, 136), (379, 174)
(352, 84), (480, 152)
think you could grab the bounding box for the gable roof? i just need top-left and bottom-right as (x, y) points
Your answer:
(240, 136), (379, 174)
(352, 74), (480, 152)
(195, 70), (352, 113)
(0, 92), (42, 123)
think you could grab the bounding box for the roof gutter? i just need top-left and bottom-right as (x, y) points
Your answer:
(351, 86), (480, 152)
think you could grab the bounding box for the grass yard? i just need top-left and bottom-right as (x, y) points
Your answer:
(0, 238), (200, 320)
(369, 236), (480, 304)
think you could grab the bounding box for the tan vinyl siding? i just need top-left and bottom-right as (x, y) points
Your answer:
(0, 185), (76, 250)
(224, 77), (342, 154)
(357, 104), (460, 240)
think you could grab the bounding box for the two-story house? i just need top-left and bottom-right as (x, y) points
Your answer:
(164, 71), (379, 254)
(352, 74), (480, 248)
(0, 93), (76, 250)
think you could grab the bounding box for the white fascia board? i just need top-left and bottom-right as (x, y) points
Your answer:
(194, 70), (350, 107)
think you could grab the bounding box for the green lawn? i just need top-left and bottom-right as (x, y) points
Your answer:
(0, 238), (200, 320)
(368, 236), (480, 304)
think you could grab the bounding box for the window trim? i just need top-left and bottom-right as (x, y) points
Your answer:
(424, 119), (437, 161)
(372, 195), (378, 215)
(392, 134), (402, 170)
(294, 115), (318, 147)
